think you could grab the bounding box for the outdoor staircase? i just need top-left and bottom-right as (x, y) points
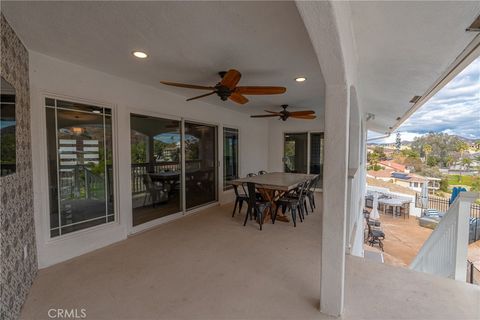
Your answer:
(410, 192), (479, 281)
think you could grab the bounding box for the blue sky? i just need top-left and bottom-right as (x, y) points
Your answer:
(370, 56), (480, 143)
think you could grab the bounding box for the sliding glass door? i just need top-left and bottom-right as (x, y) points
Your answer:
(185, 122), (217, 209)
(283, 133), (308, 173)
(283, 132), (324, 187)
(130, 114), (182, 226)
(130, 116), (218, 228)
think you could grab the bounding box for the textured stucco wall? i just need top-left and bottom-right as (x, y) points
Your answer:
(0, 13), (37, 320)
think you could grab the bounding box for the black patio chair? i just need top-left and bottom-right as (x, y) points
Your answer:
(366, 218), (385, 251)
(305, 176), (318, 213)
(243, 182), (272, 230)
(273, 180), (309, 227)
(232, 183), (249, 217)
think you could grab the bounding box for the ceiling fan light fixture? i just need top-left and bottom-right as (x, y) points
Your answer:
(132, 51), (148, 59)
(295, 77), (306, 82)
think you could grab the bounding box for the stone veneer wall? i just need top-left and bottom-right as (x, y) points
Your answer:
(0, 13), (37, 320)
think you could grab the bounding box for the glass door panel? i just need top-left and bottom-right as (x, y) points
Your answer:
(185, 122), (217, 209)
(130, 114), (182, 226)
(46, 98), (114, 237)
(310, 132), (324, 188)
(283, 133), (308, 173)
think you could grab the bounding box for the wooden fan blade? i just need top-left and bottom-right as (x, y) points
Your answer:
(186, 91), (216, 101)
(229, 92), (249, 104)
(250, 114), (279, 118)
(289, 110), (315, 116)
(160, 81), (214, 90)
(291, 115), (316, 120)
(235, 86), (286, 95)
(264, 110), (279, 114)
(220, 69), (242, 90)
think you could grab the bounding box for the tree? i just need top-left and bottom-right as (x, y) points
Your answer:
(367, 146), (387, 171)
(461, 157), (472, 172)
(439, 176), (449, 193)
(395, 132), (401, 152)
(411, 133), (464, 168)
(423, 144), (432, 163)
(456, 140), (469, 157)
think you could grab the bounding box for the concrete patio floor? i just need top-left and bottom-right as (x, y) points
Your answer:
(20, 194), (480, 320)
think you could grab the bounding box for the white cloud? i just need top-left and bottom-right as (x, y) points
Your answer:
(395, 56), (480, 139)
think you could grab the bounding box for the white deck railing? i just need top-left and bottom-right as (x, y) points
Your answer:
(410, 192), (479, 281)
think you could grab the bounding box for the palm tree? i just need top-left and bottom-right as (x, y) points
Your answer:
(423, 144), (432, 164)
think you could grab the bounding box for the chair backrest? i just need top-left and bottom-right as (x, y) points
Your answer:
(307, 177), (316, 192)
(233, 184), (240, 197)
(233, 184), (247, 196)
(296, 180), (309, 200)
(366, 217), (372, 235)
(258, 170), (267, 175)
(246, 173), (257, 177)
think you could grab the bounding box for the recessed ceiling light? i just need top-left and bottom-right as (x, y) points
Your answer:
(132, 51), (148, 59)
(295, 77), (306, 82)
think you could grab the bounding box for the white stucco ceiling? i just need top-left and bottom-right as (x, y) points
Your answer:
(350, 1), (480, 132)
(1, 1), (325, 114)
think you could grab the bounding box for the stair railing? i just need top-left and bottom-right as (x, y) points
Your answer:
(410, 192), (479, 281)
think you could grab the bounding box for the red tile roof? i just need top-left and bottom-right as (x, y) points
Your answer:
(380, 160), (406, 172)
(367, 169), (394, 178)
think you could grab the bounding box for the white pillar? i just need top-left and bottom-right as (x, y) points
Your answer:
(321, 84), (350, 316)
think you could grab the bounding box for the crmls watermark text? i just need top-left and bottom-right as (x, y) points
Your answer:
(48, 308), (87, 319)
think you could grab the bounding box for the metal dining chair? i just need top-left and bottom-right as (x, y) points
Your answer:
(243, 182), (272, 230)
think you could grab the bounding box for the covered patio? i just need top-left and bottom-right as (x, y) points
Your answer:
(1, 1), (480, 319)
(20, 196), (478, 319)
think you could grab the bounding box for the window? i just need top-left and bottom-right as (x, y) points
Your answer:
(283, 132), (324, 187)
(223, 127), (238, 190)
(1, 77), (16, 176)
(45, 98), (114, 237)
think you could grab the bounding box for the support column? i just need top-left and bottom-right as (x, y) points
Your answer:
(321, 84), (350, 316)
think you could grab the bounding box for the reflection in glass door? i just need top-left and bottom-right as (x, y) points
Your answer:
(185, 122), (217, 209)
(283, 133), (308, 173)
(130, 114), (182, 226)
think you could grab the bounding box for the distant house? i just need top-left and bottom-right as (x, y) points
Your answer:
(366, 169), (394, 182)
(379, 160), (409, 173)
(392, 172), (441, 193)
(367, 168), (440, 193)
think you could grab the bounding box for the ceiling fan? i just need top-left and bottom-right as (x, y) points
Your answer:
(160, 69), (286, 105)
(251, 105), (316, 121)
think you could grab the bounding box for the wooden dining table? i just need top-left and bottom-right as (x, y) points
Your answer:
(230, 172), (318, 223)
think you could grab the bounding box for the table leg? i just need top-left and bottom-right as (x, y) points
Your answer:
(257, 188), (290, 223)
